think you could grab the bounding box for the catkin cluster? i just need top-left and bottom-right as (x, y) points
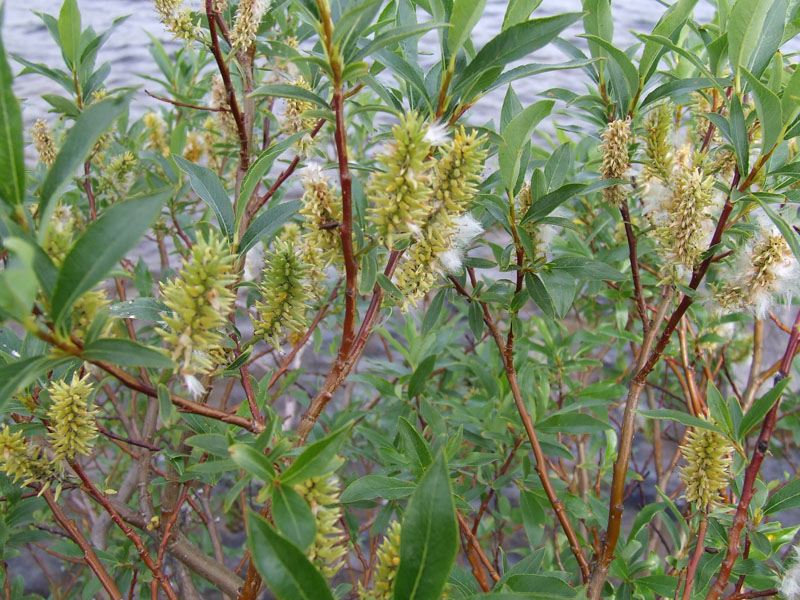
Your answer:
(358, 520), (402, 600)
(294, 476), (347, 578)
(679, 421), (732, 511)
(639, 106), (719, 274)
(0, 426), (57, 489)
(152, 0), (200, 41)
(390, 126), (487, 309)
(299, 164), (342, 283)
(714, 218), (800, 318)
(143, 112), (170, 157)
(252, 239), (311, 349)
(368, 112), (435, 248)
(157, 231), (237, 397)
(46, 373), (98, 461)
(32, 119), (56, 167)
(230, 0), (271, 51)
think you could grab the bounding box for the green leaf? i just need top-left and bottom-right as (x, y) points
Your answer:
(639, 0), (699, 83)
(340, 475), (416, 503)
(467, 300), (484, 338)
(38, 94), (131, 228)
(764, 478), (800, 514)
(398, 417), (433, 474)
(447, 0), (487, 58)
(502, 0), (542, 30)
(521, 182), (587, 223)
(246, 512), (334, 600)
(408, 355), (436, 399)
(421, 288), (446, 336)
(743, 68), (783, 153)
(280, 425), (349, 486)
(581, 35), (639, 114)
(536, 412), (610, 434)
(729, 94), (750, 176)
(57, 0), (81, 69)
(498, 100), (554, 190)
(80, 339), (174, 368)
(354, 23), (445, 62)
(185, 433), (229, 458)
(636, 575), (680, 597)
(456, 13), (582, 94)
(539, 269), (577, 319)
(238, 200), (301, 255)
(581, 0), (613, 60)
(0, 5), (24, 208)
(108, 297), (168, 321)
(637, 409), (727, 436)
(272, 483), (316, 551)
(728, 0), (787, 80)
(250, 83), (330, 109)
(501, 574), (576, 596)
(549, 256), (626, 281)
(0, 355), (73, 408)
(50, 190), (166, 330)
(525, 273), (555, 319)
(173, 155), (235, 241)
(394, 452), (458, 600)
(753, 197), (800, 266)
(738, 377), (790, 439)
(235, 133), (306, 230)
(230, 443), (276, 482)
(641, 77), (716, 108)
(0, 238), (38, 320)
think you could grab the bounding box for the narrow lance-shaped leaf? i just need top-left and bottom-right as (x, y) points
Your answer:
(38, 94), (131, 229)
(246, 512), (334, 600)
(0, 5), (25, 208)
(393, 452), (458, 600)
(50, 190), (167, 330)
(173, 155), (236, 241)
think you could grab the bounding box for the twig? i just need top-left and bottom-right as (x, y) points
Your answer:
(146, 89), (229, 112)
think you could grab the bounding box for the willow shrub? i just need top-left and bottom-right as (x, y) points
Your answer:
(1, 0), (800, 599)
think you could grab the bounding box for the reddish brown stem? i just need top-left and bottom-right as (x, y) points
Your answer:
(71, 461), (179, 600)
(145, 89), (229, 112)
(704, 309), (800, 600)
(681, 516), (708, 600)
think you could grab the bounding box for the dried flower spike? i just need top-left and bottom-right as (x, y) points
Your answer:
(46, 373), (98, 461)
(781, 546), (800, 600)
(294, 476), (347, 578)
(600, 118), (631, 205)
(252, 239), (311, 349)
(679, 420), (732, 511)
(32, 119), (56, 167)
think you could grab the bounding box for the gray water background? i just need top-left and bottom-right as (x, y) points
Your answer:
(6, 0), (719, 126)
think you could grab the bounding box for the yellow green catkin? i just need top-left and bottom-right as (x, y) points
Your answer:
(0, 426), (56, 489)
(368, 112), (435, 248)
(642, 104), (673, 183)
(101, 151), (137, 200)
(358, 520), (402, 600)
(143, 112), (170, 157)
(157, 231), (237, 397)
(230, 0), (270, 51)
(392, 127), (487, 309)
(299, 164), (342, 279)
(252, 239), (311, 349)
(294, 476), (347, 578)
(153, 0), (200, 41)
(46, 373), (98, 461)
(32, 119), (56, 167)
(679, 421), (732, 511)
(599, 118), (631, 205)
